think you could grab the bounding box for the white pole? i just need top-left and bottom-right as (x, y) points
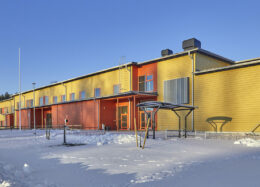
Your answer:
(32, 83), (36, 133)
(19, 48), (21, 131)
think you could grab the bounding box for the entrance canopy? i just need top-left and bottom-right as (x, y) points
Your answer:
(137, 101), (196, 111)
(136, 101), (197, 138)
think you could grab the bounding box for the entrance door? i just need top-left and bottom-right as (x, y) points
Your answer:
(118, 106), (128, 130)
(46, 113), (52, 128)
(139, 111), (152, 130)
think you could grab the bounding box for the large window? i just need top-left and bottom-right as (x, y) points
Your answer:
(164, 77), (189, 104)
(70, 93), (75, 101)
(138, 75), (154, 92)
(113, 84), (120, 95)
(53, 96), (58, 104)
(94, 88), (101, 97)
(80, 91), (86, 99)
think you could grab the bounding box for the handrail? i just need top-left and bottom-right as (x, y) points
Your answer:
(252, 124), (260, 133)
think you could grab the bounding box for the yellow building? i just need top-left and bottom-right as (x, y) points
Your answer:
(0, 38), (259, 133)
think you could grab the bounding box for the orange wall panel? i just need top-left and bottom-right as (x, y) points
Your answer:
(137, 63), (157, 91)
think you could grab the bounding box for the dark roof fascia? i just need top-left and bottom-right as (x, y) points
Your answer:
(197, 49), (234, 64)
(235, 57), (260, 64)
(15, 91), (158, 110)
(0, 98), (13, 104)
(136, 48), (234, 67)
(13, 62), (137, 96)
(195, 60), (260, 75)
(136, 49), (198, 66)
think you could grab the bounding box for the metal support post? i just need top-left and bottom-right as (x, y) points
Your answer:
(184, 109), (193, 138)
(173, 110), (181, 138)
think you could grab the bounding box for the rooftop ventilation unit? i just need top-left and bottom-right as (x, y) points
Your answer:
(182, 38), (201, 51)
(161, 49), (173, 57)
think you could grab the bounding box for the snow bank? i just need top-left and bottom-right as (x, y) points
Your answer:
(0, 181), (11, 187)
(53, 132), (137, 146)
(234, 138), (260, 147)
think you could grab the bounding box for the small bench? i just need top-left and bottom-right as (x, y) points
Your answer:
(67, 124), (82, 130)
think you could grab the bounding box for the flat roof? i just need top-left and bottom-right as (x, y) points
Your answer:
(195, 58), (260, 75)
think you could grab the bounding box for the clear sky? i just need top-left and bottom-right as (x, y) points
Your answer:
(0, 0), (259, 94)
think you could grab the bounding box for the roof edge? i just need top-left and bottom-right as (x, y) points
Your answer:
(195, 59), (260, 75)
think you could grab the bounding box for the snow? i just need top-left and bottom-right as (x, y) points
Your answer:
(234, 138), (260, 147)
(0, 129), (260, 187)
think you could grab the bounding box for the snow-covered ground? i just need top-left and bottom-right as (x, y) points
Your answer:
(0, 130), (260, 187)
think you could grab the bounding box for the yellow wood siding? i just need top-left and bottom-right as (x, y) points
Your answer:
(11, 67), (130, 127)
(195, 53), (230, 71)
(194, 65), (260, 132)
(157, 55), (193, 131)
(0, 99), (13, 123)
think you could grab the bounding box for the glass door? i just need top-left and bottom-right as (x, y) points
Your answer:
(139, 111), (152, 130)
(118, 106), (128, 130)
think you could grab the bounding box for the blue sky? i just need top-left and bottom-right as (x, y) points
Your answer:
(0, 0), (259, 94)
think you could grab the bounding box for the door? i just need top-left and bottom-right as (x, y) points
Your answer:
(139, 111), (152, 130)
(46, 113), (52, 128)
(118, 106), (128, 130)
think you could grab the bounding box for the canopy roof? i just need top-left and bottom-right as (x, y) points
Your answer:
(136, 101), (197, 111)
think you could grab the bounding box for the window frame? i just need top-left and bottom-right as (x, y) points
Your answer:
(94, 88), (101, 98)
(39, 96), (45, 106)
(61, 95), (66, 102)
(113, 84), (121, 95)
(70, 93), (75, 101)
(53, 96), (58, 104)
(80, 91), (86, 100)
(138, 74), (154, 92)
(45, 96), (49, 105)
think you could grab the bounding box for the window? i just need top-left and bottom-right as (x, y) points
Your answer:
(61, 95), (66, 102)
(11, 106), (14, 113)
(70, 93), (75, 101)
(80, 91), (86, 99)
(146, 75), (154, 91)
(0, 108), (2, 114)
(138, 76), (145, 91)
(16, 102), (20, 109)
(94, 88), (101, 97)
(3, 107), (8, 114)
(26, 99), (33, 108)
(45, 96), (49, 105)
(164, 77), (189, 104)
(138, 75), (154, 92)
(39, 97), (44, 106)
(53, 96), (58, 104)
(113, 84), (120, 95)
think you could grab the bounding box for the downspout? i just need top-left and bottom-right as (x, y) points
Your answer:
(62, 83), (67, 102)
(125, 64), (131, 91)
(188, 51), (195, 132)
(128, 98), (131, 130)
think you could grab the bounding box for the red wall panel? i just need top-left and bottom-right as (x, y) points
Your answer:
(51, 100), (99, 130)
(100, 100), (116, 130)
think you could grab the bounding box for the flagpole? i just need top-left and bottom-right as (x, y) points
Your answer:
(19, 48), (21, 131)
